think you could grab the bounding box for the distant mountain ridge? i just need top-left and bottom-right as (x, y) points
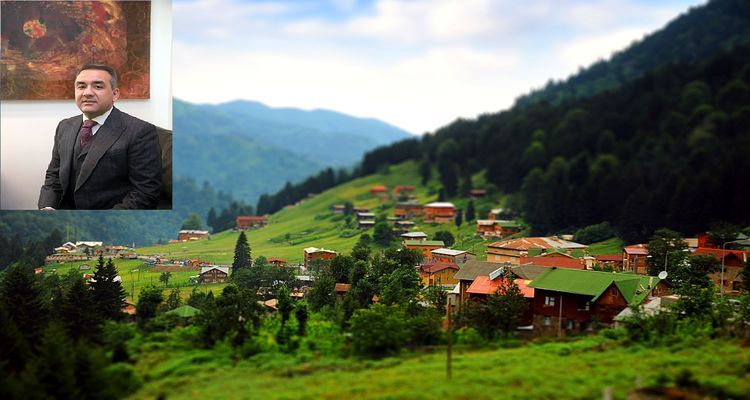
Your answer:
(173, 99), (413, 204)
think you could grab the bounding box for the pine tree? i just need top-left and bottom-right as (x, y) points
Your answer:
(466, 200), (476, 222)
(207, 207), (217, 232)
(232, 231), (252, 276)
(90, 256), (126, 321)
(61, 276), (101, 342)
(0, 262), (48, 343)
(277, 285), (293, 326)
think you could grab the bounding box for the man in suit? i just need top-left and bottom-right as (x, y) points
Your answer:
(38, 64), (161, 209)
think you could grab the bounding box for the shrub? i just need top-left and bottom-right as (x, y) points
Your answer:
(349, 304), (408, 358)
(573, 222), (615, 244)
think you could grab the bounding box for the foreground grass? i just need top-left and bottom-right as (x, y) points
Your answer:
(129, 335), (750, 400)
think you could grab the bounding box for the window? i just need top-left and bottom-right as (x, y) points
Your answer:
(543, 316), (551, 326)
(544, 296), (556, 307)
(565, 320), (574, 330)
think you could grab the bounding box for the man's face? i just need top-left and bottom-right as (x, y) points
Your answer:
(75, 69), (120, 119)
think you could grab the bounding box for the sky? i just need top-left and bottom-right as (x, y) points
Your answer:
(172, 0), (706, 134)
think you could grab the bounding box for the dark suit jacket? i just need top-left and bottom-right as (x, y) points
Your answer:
(38, 107), (162, 209)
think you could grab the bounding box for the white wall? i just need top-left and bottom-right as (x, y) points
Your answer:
(0, 0), (173, 210)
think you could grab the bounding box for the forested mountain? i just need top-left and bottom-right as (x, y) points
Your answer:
(516, 0), (750, 107)
(174, 99), (412, 203)
(356, 45), (750, 242)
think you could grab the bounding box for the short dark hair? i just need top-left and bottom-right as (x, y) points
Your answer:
(78, 63), (119, 89)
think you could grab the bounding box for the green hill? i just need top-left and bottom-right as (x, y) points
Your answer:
(138, 161), (506, 264)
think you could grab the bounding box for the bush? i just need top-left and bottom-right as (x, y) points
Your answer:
(455, 327), (486, 348)
(349, 304), (408, 358)
(573, 222), (615, 244)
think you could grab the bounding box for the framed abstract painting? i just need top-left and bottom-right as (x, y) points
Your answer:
(1, 0), (150, 100)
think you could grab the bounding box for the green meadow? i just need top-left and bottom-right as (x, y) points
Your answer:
(128, 333), (750, 400)
(136, 161), (541, 265)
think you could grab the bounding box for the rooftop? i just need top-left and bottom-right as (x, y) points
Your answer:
(528, 268), (659, 306)
(424, 202), (456, 208)
(404, 240), (445, 247)
(488, 236), (587, 251)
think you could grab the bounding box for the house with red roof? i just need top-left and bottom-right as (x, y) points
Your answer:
(487, 237), (587, 264)
(623, 244), (649, 274)
(693, 247), (750, 294)
(370, 185), (389, 200)
(236, 215), (269, 230)
(466, 274), (535, 326)
(267, 257), (288, 267)
(303, 247), (338, 269)
(519, 252), (586, 270)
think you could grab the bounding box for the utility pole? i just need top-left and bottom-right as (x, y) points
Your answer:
(446, 297), (452, 380)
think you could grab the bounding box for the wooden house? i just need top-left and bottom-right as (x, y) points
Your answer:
(466, 273), (535, 326)
(401, 231), (428, 243)
(528, 268), (670, 337)
(423, 202), (456, 223)
(487, 237), (587, 264)
(404, 240), (444, 259)
(358, 220), (375, 230)
(236, 215), (269, 230)
(303, 247), (338, 269)
(593, 254), (625, 271)
(394, 200), (424, 219)
(335, 283), (351, 301)
(519, 252), (586, 270)
(476, 219), (522, 238)
(694, 247), (750, 294)
(199, 266), (230, 283)
(469, 189), (487, 198)
(453, 260), (505, 305)
(419, 262), (460, 286)
(268, 257), (288, 267)
(623, 244), (649, 274)
(370, 185), (388, 199)
(431, 248), (475, 264)
(178, 230), (209, 242)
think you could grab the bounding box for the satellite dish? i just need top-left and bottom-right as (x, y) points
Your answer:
(658, 271), (668, 280)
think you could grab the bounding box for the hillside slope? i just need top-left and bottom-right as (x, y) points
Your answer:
(138, 161), (495, 264)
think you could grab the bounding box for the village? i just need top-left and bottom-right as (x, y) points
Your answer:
(40, 182), (750, 339)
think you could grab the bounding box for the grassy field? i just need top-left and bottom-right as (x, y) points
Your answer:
(128, 334), (750, 400)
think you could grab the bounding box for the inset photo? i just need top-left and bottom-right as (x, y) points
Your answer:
(1, 0), (172, 210)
